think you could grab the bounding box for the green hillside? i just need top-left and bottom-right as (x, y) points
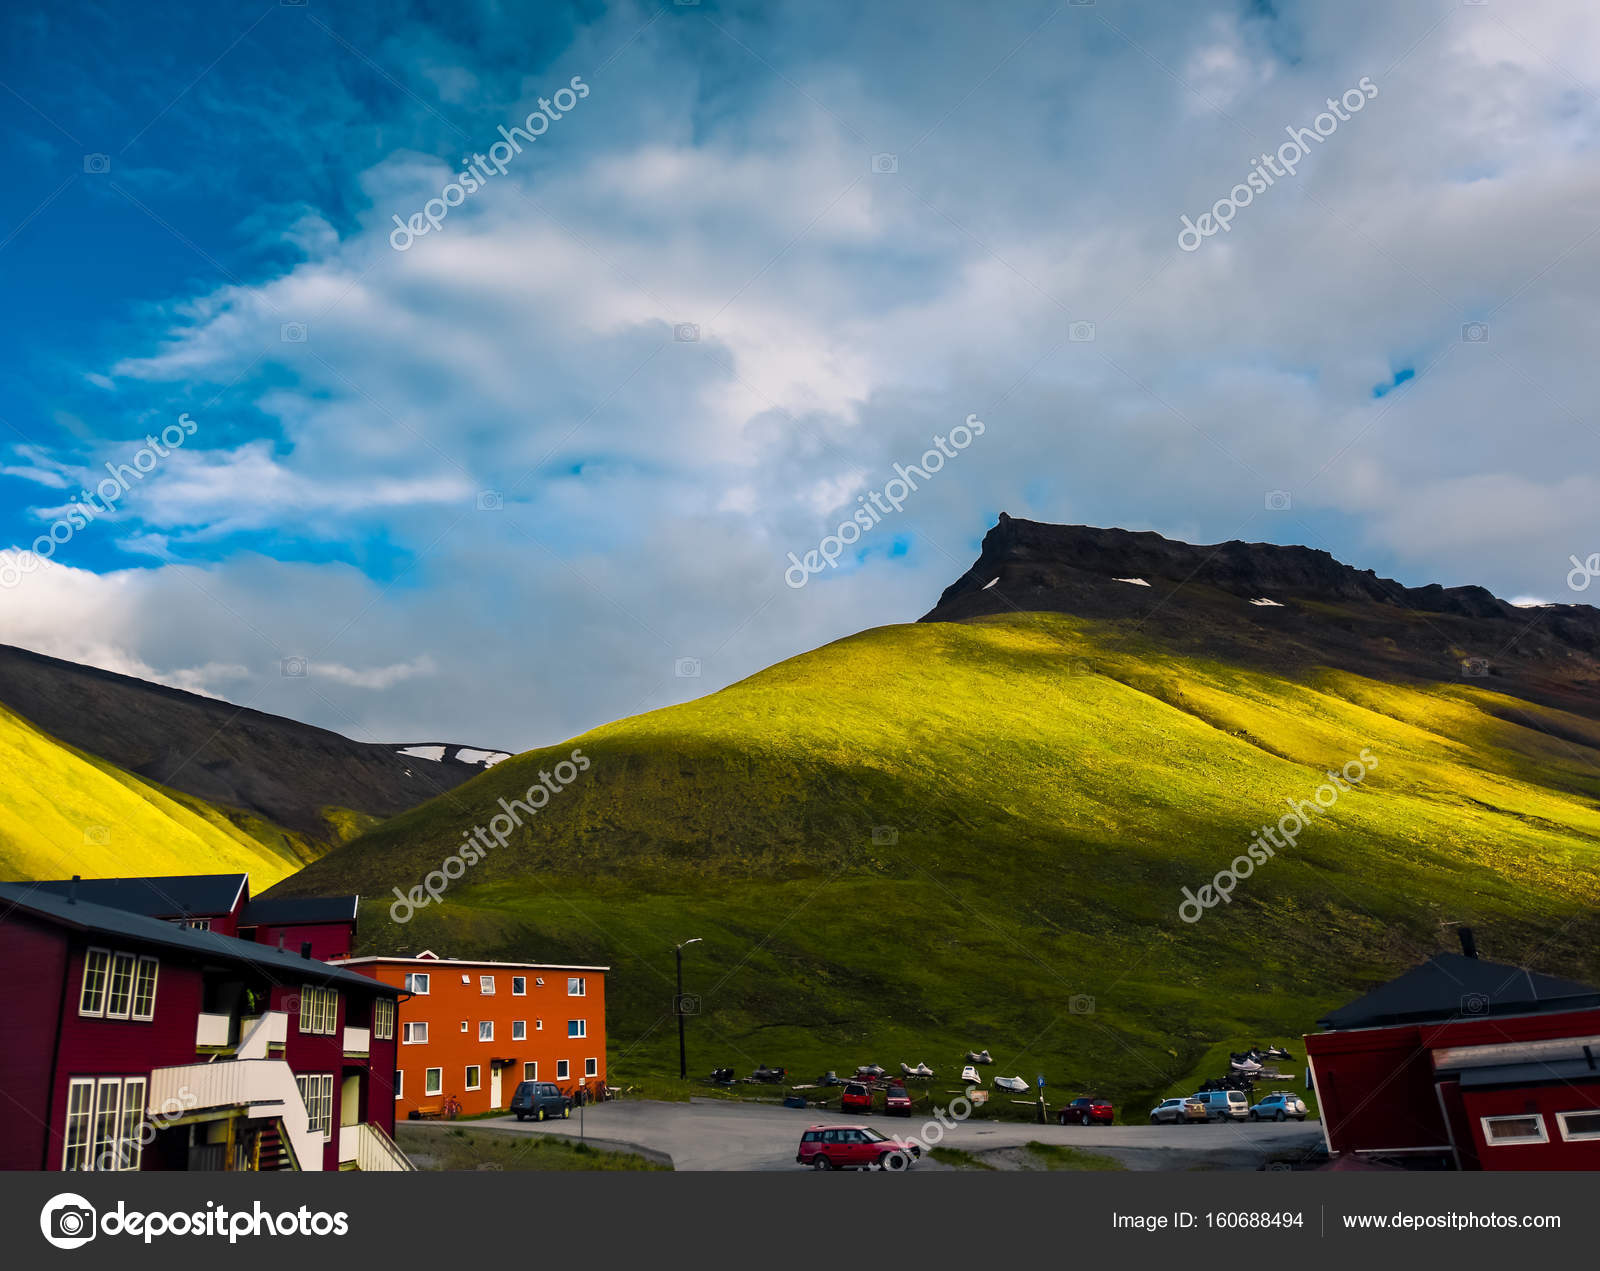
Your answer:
(277, 612), (1600, 1114)
(0, 701), (318, 886)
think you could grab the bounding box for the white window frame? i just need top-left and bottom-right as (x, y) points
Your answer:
(512, 1020), (526, 1041)
(62, 1079), (95, 1169)
(92, 1077), (123, 1168)
(585, 1058), (598, 1077)
(61, 1076), (146, 1172)
(479, 975), (496, 995)
(460, 1020), (468, 1033)
(536, 1019), (543, 1031)
(177, 918), (210, 931)
(131, 957), (159, 1021)
(374, 997), (395, 1041)
(523, 1061), (537, 1081)
(424, 1068), (442, 1097)
(479, 1021), (494, 1042)
(512, 976), (526, 996)
(465, 1065), (481, 1091)
(79, 948), (110, 1017)
(556, 1060), (570, 1080)
(105, 952), (136, 1019)
(403, 1021), (428, 1045)
(296, 1073), (334, 1138)
(299, 985), (339, 1036)
(1554, 1109), (1600, 1142)
(394, 1070), (404, 1100)
(117, 1077), (146, 1172)
(1480, 1113), (1548, 1145)
(568, 1019), (586, 1039)
(568, 976), (586, 997)
(405, 972), (430, 995)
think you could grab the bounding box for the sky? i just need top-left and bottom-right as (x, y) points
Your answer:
(0, 0), (1597, 752)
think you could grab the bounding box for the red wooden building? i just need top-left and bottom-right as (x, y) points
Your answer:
(1305, 930), (1600, 1170)
(0, 879), (410, 1173)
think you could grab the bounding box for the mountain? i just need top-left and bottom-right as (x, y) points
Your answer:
(0, 642), (501, 880)
(271, 519), (1600, 1112)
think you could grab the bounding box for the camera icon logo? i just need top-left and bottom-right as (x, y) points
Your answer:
(281, 656), (308, 678)
(676, 993), (701, 1015)
(1264, 490), (1292, 511)
(41, 1193), (97, 1249)
(870, 153), (898, 175)
(674, 656), (701, 678)
(1068, 320), (1096, 342)
(83, 154), (110, 174)
(83, 825), (110, 847)
(476, 490), (504, 511)
(871, 825), (898, 846)
(1461, 322), (1489, 343)
(1461, 657), (1489, 678)
(1069, 993), (1096, 1015)
(673, 323), (700, 342)
(1460, 991), (1491, 1015)
(280, 322), (308, 343)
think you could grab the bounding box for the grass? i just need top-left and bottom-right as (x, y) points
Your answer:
(929, 1147), (994, 1170)
(0, 702), (311, 885)
(275, 611), (1600, 1122)
(395, 1124), (669, 1171)
(1022, 1141), (1125, 1171)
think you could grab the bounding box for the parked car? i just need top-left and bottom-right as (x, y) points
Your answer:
(884, 1085), (913, 1116)
(1192, 1089), (1250, 1122)
(1249, 1093), (1309, 1122)
(840, 1082), (874, 1113)
(510, 1081), (571, 1122)
(1149, 1097), (1208, 1125)
(1057, 1096), (1115, 1126)
(797, 1124), (922, 1171)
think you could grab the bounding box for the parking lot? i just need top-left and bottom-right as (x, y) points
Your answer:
(452, 1097), (1323, 1171)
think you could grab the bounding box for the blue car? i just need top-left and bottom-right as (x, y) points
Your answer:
(1249, 1093), (1308, 1122)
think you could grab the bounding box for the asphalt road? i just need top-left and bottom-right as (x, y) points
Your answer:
(461, 1098), (1324, 1171)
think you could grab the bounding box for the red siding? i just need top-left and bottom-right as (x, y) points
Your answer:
(0, 913), (71, 1169)
(247, 921), (355, 963)
(1463, 1083), (1600, 1170)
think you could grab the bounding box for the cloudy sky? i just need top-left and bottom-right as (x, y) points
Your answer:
(0, 0), (1596, 751)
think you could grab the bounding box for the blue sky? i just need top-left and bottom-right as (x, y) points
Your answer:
(1, 0), (1597, 748)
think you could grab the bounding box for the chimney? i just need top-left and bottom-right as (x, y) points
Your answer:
(277, 935), (285, 951)
(300, 941), (313, 960)
(68, 874), (80, 905)
(1458, 926), (1479, 959)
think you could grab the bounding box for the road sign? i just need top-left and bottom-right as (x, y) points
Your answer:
(1037, 1074), (1046, 1089)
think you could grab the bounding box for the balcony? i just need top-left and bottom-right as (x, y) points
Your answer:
(148, 1058), (322, 1172)
(342, 1025), (371, 1058)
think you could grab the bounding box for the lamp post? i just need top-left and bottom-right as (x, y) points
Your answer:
(675, 937), (702, 1080)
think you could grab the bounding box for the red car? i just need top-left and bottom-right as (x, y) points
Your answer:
(884, 1084), (913, 1116)
(1057, 1096), (1114, 1126)
(797, 1125), (922, 1171)
(840, 1082), (874, 1113)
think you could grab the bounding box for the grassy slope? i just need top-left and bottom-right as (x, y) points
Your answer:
(0, 702), (317, 886)
(282, 612), (1600, 1119)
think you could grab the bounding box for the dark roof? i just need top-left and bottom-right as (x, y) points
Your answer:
(28, 873), (247, 920)
(0, 882), (397, 996)
(1318, 953), (1600, 1030)
(240, 895), (359, 927)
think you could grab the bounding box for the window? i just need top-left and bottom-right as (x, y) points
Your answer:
(92, 1078), (122, 1169)
(394, 1070), (403, 1100)
(1481, 1114), (1547, 1145)
(62, 1080), (95, 1169)
(1555, 1110), (1600, 1142)
(465, 1066), (481, 1090)
(403, 1021), (428, 1044)
(374, 998), (396, 1041)
(296, 1073), (334, 1137)
(585, 1058), (598, 1077)
(568, 1019), (586, 1038)
(105, 953), (136, 1019)
(480, 975), (496, 995)
(298, 986), (338, 1036)
(479, 1021), (494, 1042)
(424, 1068), (442, 1097)
(512, 976), (526, 995)
(568, 977), (586, 997)
(117, 1078), (146, 1171)
(131, 958), (158, 1021)
(79, 948), (109, 1017)
(556, 1060), (570, 1080)
(536, 1019), (543, 1031)
(523, 1062), (538, 1081)
(405, 972), (430, 995)
(61, 1077), (146, 1171)
(177, 918), (210, 931)
(512, 1020), (526, 1041)
(460, 1021), (469, 1033)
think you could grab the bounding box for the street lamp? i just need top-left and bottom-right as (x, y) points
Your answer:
(675, 937), (702, 1080)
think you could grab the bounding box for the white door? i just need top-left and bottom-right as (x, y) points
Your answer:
(490, 1065), (502, 1109)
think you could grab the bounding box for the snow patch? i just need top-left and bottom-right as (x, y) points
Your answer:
(398, 745), (445, 761)
(1249, 597), (1283, 607)
(981, 577), (1000, 590)
(456, 748), (513, 767)
(1112, 577), (1151, 587)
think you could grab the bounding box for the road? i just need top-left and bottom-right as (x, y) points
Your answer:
(442, 1097), (1324, 1171)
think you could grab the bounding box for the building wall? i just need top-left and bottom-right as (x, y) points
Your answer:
(0, 913), (72, 1169)
(1463, 1082), (1600, 1170)
(1305, 1025), (1447, 1155)
(353, 961), (606, 1118)
(245, 921), (355, 963)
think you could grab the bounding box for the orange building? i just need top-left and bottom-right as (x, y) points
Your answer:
(335, 951), (608, 1119)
